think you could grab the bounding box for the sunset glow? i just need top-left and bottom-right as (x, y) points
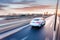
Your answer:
(0, 0), (60, 15)
(0, 8), (60, 15)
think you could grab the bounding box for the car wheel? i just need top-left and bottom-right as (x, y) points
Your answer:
(41, 23), (45, 27)
(43, 23), (45, 25)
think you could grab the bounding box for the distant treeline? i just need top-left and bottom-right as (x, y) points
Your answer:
(0, 14), (53, 17)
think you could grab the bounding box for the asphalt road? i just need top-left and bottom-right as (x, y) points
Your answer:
(0, 18), (31, 24)
(2, 26), (53, 40)
(0, 19), (31, 34)
(1, 16), (54, 40)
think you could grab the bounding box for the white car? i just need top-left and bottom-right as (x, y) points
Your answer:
(30, 17), (45, 28)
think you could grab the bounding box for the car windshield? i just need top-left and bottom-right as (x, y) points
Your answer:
(34, 19), (40, 21)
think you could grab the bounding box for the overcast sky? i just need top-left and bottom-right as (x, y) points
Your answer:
(0, 0), (57, 4)
(0, 0), (60, 15)
(0, 0), (60, 10)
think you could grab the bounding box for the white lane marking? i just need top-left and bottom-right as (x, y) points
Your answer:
(0, 20), (28, 33)
(0, 19), (31, 26)
(21, 36), (28, 40)
(0, 24), (29, 39)
(0, 19), (30, 32)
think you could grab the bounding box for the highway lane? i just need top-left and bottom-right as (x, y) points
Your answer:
(1, 16), (54, 40)
(0, 19), (31, 34)
(0, 18), (32, 24)
(0, 19), (21, 24)
(1, 25), (53, 40)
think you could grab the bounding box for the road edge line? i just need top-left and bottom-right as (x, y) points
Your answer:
(0, 24), (29, 39)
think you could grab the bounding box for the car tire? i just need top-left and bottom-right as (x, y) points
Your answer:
(43, 23), (45, 25)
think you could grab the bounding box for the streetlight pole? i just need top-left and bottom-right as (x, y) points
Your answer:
(54, 0), (59, 31)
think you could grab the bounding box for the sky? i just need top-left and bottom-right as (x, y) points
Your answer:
(0, 0), (60, 15)
(0, 0), (59, 9)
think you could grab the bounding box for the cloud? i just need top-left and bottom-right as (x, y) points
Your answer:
(0, 0), (60, 9)
(0, 4), (9, 10)
(8, 4), (31, 8)
(0, 0), (13, 3)
(0, 4), (7, 7)
(12, 5), (52, 11)
(0, 8), (4, 10)
(0, 0), (36, 4)
(8, 0), (35, 4)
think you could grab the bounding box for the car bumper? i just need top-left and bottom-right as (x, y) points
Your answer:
(29, 23), (41, 27)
